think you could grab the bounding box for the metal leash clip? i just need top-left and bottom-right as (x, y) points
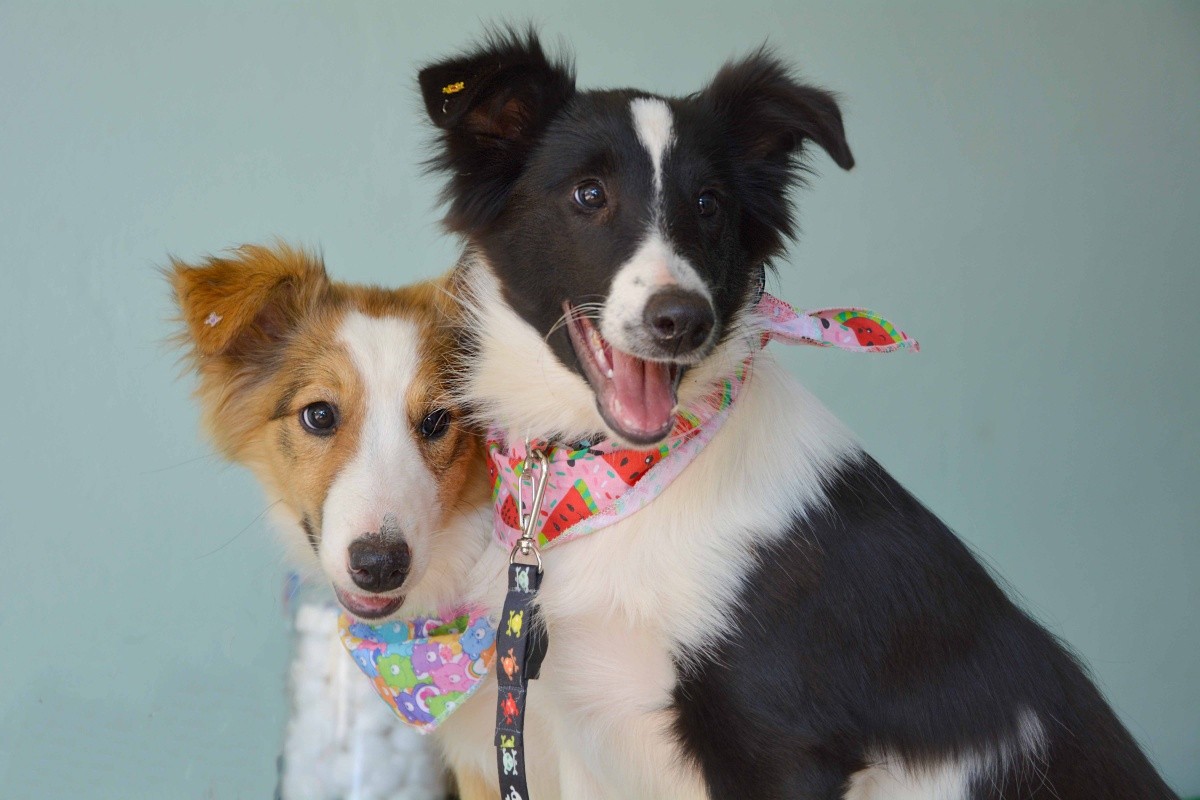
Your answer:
(511, 447), (549, 571)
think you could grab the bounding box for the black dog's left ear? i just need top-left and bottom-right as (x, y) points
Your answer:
(702, 49), (854, 171)
(700, 50), (853, 261)
(418, 27), (576, 233)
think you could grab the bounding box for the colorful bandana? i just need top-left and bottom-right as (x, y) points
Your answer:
(340, 291), (916, 733)
(486, 292), (918, 550)
(337, 609), (496, 734)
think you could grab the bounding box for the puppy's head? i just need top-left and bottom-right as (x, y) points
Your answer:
(171, 244), (485, 619)
(420, 28), (852, 444)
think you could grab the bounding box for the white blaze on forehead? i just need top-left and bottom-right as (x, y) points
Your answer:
(320, 312), (435, 587)
(630, 97), (674, 196)
(612, 99), (712, 360)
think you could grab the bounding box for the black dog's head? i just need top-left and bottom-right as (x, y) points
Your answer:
(420, 28), (853, 444)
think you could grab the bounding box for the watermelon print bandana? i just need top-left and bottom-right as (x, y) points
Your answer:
(337, 609), (496, 734)
(487, 291), (918, 550)
(339, 291), (915, 734)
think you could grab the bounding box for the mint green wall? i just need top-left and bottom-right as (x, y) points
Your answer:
(1, 2), (1195, 796)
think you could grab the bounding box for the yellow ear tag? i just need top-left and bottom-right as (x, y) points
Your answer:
(442, 81), (465, 95)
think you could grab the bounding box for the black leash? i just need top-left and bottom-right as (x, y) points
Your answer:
(494, 448), (551, 800)
(494, 561), (548, 800)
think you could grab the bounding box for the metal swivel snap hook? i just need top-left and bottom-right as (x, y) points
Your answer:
(510, 447), (549, 571)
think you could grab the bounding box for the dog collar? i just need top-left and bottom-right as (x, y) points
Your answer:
(339, 291), (916, 735)
(486, 291), (919, 551)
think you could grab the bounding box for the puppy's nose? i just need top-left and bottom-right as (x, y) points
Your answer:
(643, 289), (714, 354)
(348, 537), (411, 593)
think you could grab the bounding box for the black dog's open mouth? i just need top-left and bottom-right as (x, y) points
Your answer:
(564, 301), (682, 445)
(335, 587), (405, 620)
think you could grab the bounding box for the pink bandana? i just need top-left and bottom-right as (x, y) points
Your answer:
(340, 292), (916, 733)
(486, 292), (918, 550)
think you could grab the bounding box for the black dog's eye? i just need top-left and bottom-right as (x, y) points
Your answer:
(419, 408), (452, 439)
(697, 191), (719, 217)
(573, 181), (607, 210)
(299, 402), (338, 435)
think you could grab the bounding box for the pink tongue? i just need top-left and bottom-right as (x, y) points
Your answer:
(608, 349), (676, 438)
(342, 591), (394, 612)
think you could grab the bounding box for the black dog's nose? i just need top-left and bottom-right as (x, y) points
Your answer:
(643, 289), (715, 354)
(348, 537), (411, 593)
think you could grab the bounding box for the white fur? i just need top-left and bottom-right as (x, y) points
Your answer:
(460, 258), (729, 448)
(320, 313), (433, 594)
(280, 312), (491, 616)
(455, 254), (1054, 797)
(458, 256), (604, 443)
(282, 602), (445, 799)
(844, 755), (973, 800)
(454, 256), (861, 796)
(600, 233), (713, 361)
(601, 99), (715, 363)
(845, 708), (1048, 800)
(203, 299), (494, 793)
(630, 97), (673, 196)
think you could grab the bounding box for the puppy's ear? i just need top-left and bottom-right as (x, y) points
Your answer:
(701, 49), (853, 259)
(704, 49), (853, 170)
(418, 26), (575, 233)
(170, 243), (329, 363)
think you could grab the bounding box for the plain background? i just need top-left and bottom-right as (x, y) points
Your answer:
(1, 2), (1197, 797)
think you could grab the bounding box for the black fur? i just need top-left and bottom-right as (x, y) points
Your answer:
(300, 513), (319, 554)
(419, 27), (577, 235)
(672, 455), (1176, 799)
(419, 28), (852, 383)
(420, 28), (1177, 799)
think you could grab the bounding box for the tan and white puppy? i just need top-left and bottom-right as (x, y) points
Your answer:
(171, 244), (506, 796)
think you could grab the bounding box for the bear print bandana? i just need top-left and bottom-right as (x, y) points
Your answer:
(337, 610), (496, 734)
(340, 291), (916, 733)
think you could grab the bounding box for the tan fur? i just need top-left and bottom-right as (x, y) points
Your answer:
(450, 767), (496, 800)
(172, 242), (493, 796)
(170, 244), (485, 541)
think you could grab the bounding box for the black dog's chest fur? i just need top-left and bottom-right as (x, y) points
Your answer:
(670, 456), (1176, 799)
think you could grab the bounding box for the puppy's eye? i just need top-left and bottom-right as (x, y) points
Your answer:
(419, 408), (452, 439)
(573, 181), (607, 210)
(300, 402), (338, 435)
(697, 191), (719, 217)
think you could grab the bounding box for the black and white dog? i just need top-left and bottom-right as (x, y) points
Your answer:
(419, 29), (1177, 799)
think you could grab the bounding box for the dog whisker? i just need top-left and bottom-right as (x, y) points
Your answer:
(545, 306), (603, 341)
(140, 451), (218, 475)
(196, 499), (281, 560)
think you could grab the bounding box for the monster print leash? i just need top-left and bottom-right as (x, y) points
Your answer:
(495, 449), (551, 800)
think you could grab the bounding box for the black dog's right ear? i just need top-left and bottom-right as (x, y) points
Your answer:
(418, 27), (575, 233)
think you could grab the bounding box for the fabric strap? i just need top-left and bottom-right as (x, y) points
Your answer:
(494, 562), (548, 800)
